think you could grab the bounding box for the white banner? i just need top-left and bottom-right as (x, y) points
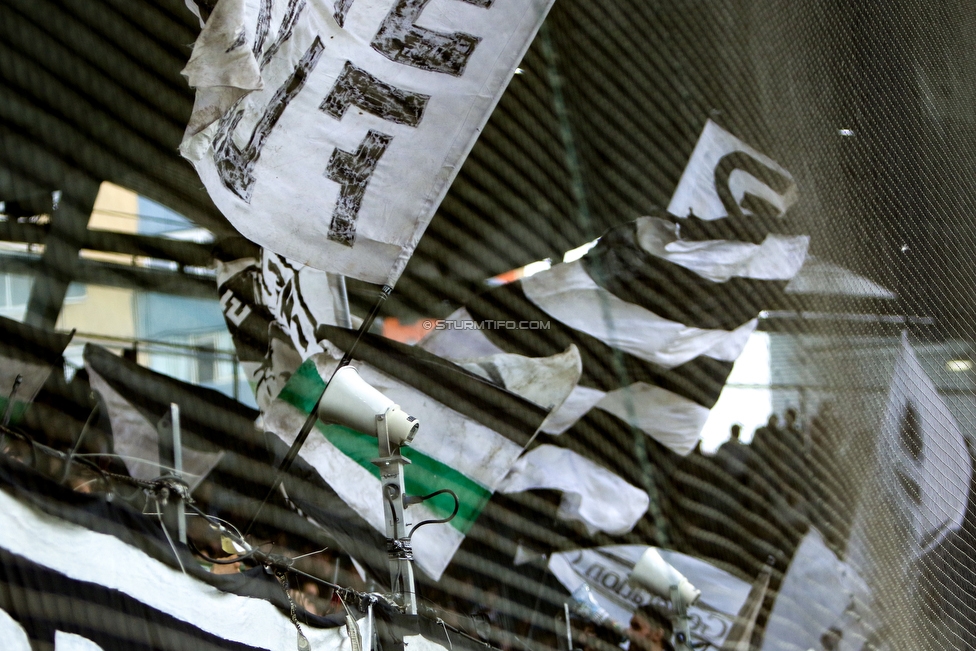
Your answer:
(548, 545), (751, 648)
(183, 0), (555, 285)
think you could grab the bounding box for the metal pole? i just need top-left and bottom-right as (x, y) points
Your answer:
(563, 603), (572, 651)
(670, 585), (693, 651)
(373, 409), (417, 615)
(329, 273), (354, 329)
(170, 403), (187, 545)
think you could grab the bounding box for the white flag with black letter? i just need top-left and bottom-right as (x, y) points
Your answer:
(182, 0), (555, 285)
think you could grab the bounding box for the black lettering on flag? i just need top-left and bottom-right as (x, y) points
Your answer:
(213, 37), (325, 202)
(320, 61), (430, 127)
(371, 0), (493, 77)
(325, 130), (393, 246)
(252, 0), (273, 57)
(334, 0), (354, 27)
(713, 151), (794, 221)
(257, 0), (308, 69)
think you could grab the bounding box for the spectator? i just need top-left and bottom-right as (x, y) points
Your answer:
(716, 423), (750, 481)
(627, 603), (674, 651)
(730, 423), (742, 443)
(571, 615), (622, 651)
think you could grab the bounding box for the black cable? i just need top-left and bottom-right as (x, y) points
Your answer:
(407, 489), (460, 538)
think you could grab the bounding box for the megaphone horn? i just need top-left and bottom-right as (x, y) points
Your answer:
(316, 366), (419, 448)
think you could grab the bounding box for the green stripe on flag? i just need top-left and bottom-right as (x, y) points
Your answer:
(279, 360), (491, 534)
(0, 397), (30, 426)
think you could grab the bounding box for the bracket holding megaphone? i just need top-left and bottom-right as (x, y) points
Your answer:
(317, 366), (421, 615)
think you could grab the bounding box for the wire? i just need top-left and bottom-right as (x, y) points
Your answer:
(154, 495), (187, 576)
(407, 489), (460, 538)
(74, 453), (206, 479)
(291, 547), (329, 561)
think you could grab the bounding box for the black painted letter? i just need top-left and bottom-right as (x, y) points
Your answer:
(325, 130), (393, 246)
(320, 61), (430, 126)
(371, 0), (493, 77)
(213, 37), (325, 202)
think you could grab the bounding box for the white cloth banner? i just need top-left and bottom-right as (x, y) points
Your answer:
(548, 545), (751, 649)
(762, 529), (876, 651)
(0, 487), (352, 651)
(498, 444), (649, 535)
(183, 0), (555, 285)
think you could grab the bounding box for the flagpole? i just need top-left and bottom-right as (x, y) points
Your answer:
(245, 284), (392, 536)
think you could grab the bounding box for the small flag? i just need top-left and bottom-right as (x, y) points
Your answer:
(844, 334), (973, 647)
(0, 315), (73, 426)
(85, 344), (227, 489)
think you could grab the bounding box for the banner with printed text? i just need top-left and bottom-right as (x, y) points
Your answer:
(182, 0), (554, 285)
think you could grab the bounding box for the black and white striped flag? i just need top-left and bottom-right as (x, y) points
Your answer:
(421, 120), (809, 456)
(0, 455), (352, 651)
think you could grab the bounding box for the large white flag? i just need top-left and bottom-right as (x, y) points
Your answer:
(548, 545), (752, 649)
(843, 334), (973, 647)
(182, 0), (555, 285)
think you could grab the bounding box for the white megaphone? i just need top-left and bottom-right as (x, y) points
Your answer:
(628, 548), (701, 608)
(316, 366), (419, 449)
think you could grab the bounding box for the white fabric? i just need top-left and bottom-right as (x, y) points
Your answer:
(0, 608), (30, 651)
(843, 335), (972, 648)
(0, 488), (351, 651)
(635, 216), (809, 283)
(872, 335), (969, 553)
(456, 345), (581, 411)
(498, 444), (648, 535)
(548, 545), (750, 648)
(182, 0), (556, 284)
(667, 119), (798, 221)
(762, 530), (875, 651)
(181, 0), (263, 136)
(54, 632), (106, 651)
(540, 385), (606, 435)
(595, 383), (712, 456)
(87, 367), (224, 490)
(522, 260), (758, 368)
